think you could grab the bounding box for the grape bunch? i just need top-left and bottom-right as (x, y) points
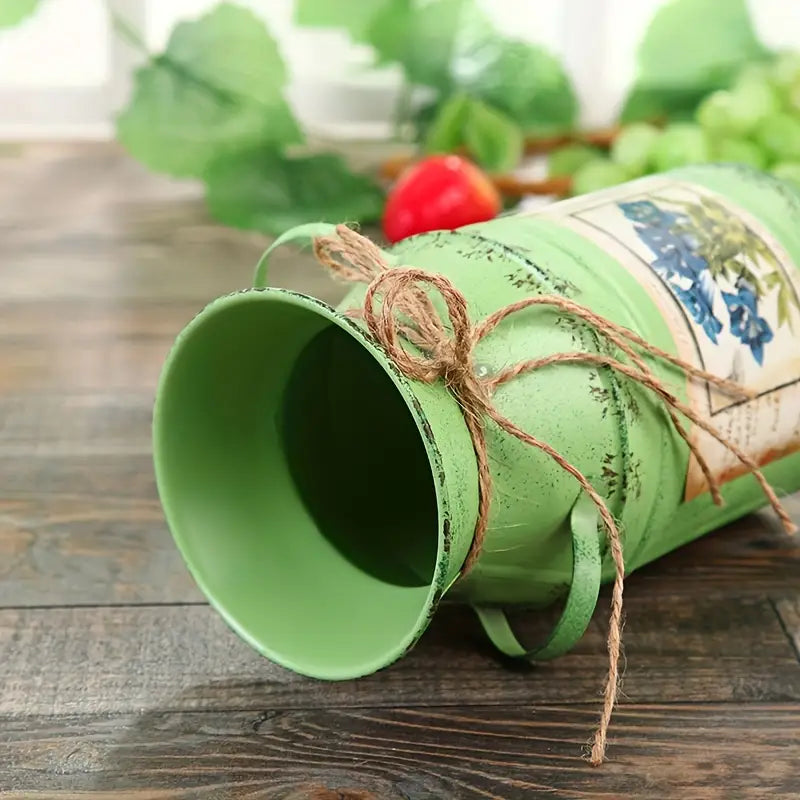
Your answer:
(549, 52), (800, 195)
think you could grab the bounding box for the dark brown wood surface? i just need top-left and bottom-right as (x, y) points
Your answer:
(1, 143), (799, 799)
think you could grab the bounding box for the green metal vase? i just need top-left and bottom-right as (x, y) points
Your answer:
(153, 164), (800, 678)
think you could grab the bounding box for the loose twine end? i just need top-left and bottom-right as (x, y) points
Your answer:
(311, 224), (796, 764)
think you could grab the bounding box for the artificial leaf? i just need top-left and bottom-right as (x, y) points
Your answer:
(424, 92), (470, 154)
(462, 40), (577, 135)
(463, 99), (523, 172)
(365, 0), (413, 65)
(0, 0), (38, 27)
(622, 86), (716, 124)
(366, 0), (575, 135)
(394, 0), (470, 89)
(365, 0), (482, 90)
(423, 93), (523, 171)
(205, 150), (385, 235)
(621, 0), (769, 122)
(294, 0), (392, 42)
(117, 3), (302, 178)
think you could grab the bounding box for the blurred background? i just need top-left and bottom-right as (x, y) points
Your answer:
(3, 0), (800, 236)
(1, 0), (799, 138)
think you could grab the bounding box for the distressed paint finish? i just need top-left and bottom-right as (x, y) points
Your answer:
(4, 144), (800, 797)
(154, 166), (800, 677)
(326, 168), (800, 608)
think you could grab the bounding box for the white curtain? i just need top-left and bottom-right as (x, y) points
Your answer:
(0, 0), (797, 139)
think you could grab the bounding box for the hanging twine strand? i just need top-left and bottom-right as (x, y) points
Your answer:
(312, 224), (797, 765)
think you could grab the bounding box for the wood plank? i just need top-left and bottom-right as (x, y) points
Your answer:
(0, 145), (345, 308)
(3, 452), (796, 606)
(1, 243), (344, 305)
(0, 387), (796, 608)
(1, 704), (798, 798)
(0, 417), (797, 607)
(0, 457), (199, 606)
(776, 596), (800, 659)
(0, 431), (200, 603)
(625, 494), (800, 600)
(1, 595), (798, 717)
(0, 394), (152, 456)
(0, 338), (174, 393)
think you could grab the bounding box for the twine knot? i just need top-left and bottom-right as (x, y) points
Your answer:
(312, 224), (797, 766)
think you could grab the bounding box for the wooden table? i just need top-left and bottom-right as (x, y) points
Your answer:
(2, 143), (799, 799)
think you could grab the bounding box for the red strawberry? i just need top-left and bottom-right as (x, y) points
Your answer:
(382, 155), (502, 243)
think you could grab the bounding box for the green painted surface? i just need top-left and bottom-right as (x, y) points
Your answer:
(154, 166), (800, 678)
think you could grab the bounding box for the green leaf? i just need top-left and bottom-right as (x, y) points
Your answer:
(0, 0), (38, 27)
(461, 40), (577, 135)
(295, 0), (393, 42)
(621, 86), (708, 123)
(366, 0), (489, 91)
(424, 92), (470, 154)
(364, 0), (413, 64)
(205, 150), (385, 235)
(367, 0), (575, 134)
(393, 0), (469, 89)
(116, 3), (302, 178)
(621, 0), (769, 122)
(463, 99), (523, 172)
(777, 284), (792, 328)
(423, 93), (523, 171)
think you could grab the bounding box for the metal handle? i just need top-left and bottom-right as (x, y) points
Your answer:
(474, 491), (602, 661)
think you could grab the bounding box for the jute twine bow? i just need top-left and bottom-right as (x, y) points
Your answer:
(312, 224), (797, 765)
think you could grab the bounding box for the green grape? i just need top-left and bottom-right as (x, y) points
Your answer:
(696, 91), (741, 134)
(610, 122), (659, 176)
(768, 52), (800, 113)
(571, 159), (629, 195)
(787, 82), (800, 114)
(651, 124), (710, 172)
(713, 138), (767, 170)
(756, 113), (800, 161)
(771, 161), (800, 189)
(547, 144), (602, 178)
(770, 51), (800, 91)
(730, 77), (781, 129)
(697, 83), (778, 136)
(735, 62), (773, 86)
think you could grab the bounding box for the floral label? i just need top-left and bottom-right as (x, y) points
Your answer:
(528, 176), (800, 500)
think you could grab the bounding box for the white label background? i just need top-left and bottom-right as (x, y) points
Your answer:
(524, 177), (800, 500)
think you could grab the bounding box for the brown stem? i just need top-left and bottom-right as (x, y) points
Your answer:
(378, 155), (573, 197)
(378, 125), (628, 196)
(492, 174), (572, 197)
(523, 124), (623, 154)
(379, 123), (648, 198)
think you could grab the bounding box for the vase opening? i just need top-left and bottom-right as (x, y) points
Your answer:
(153, 291), (447, 678)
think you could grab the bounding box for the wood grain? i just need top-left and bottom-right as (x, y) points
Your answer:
(0, 458), (199, 606)
(2, 142), (800, 798)
(2, 440), (796, 606)
(625, 500), (800, 600)
(776, 596), (800, 659)
(2, 704), (799, 799)
(0, 393), (152, 456)
(1, 594), (798, 717)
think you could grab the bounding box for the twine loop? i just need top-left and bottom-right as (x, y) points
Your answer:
(312, 224), (796, 765)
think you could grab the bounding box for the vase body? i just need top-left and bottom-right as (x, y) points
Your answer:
(153, 164), (800, 678)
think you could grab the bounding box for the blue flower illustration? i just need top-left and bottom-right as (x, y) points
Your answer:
(617, 196), (788, 365)
(722, 279), (773, 364)
(619, 200), (723, 343)
(619, 200), (680, 228)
